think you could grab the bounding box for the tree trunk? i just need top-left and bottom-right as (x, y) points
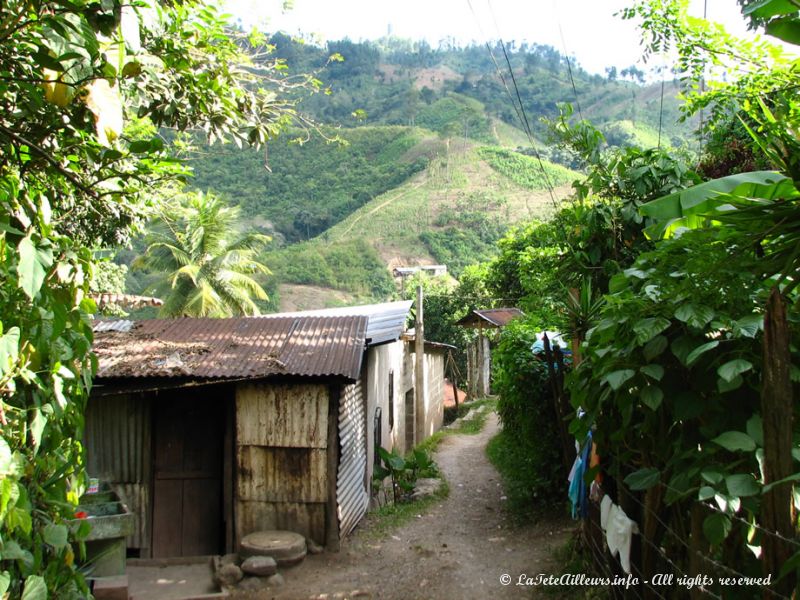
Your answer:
(760, 286), (796, 598)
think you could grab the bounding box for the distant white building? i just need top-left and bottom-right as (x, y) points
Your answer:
(392, 265), (448, 278)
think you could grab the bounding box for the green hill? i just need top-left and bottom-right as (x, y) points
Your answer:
(125, 36), (695, 312)
(263, 142), (579, 310)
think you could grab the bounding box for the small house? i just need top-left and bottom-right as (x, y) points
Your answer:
(85, 301), (446, 559)
(457, 308), (525, 398)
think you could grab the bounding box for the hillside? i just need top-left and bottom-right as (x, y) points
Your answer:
(126, 36), (696, 312)
(264, 141), (578, 311)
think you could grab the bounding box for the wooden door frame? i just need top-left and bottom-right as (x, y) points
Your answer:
(147, 385), (234, 558)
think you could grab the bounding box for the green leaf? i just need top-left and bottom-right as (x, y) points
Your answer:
(0, 327), (20, 376)
(640, 385), (664, 410)
(640, 364), (664, 381)
(717, 359), (753, 383)
(0, 439), (13, 476)
(733, 314), (762, 338)
(778, 549), (800, 580)
(604, 369), (635, 391)
(766, 16), (800, 44)
(712, 431), (757, 452)
(43, 523), (69, 549)
(675, 304), (715, 329)
(746, 415), (764, 447)
(1, 540), (27, 561)
(7, 506), (32, 535)
(686, 340), (719, 366)
(624, 468), (660, 491)
(633, 317), (671, 344)
(0, 571), (10, 596)
(643, 335), (668, 361)
(718, 374), (743, 393)
(745, 0), (799, 18)
(701, 469), (724, 485)
(21, 574), (47, 600)
(725, 474), (761, 498)
(698, 486), (716, 500)
(17, 237), (53, 300)
(703, 513), (732, 546)
(640, 171), (788, 223)
(30, 409), (47, 456)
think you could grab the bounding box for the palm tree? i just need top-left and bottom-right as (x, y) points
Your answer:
(140, 191), (271, 317)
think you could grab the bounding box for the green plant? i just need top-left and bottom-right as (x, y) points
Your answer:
(373, 447), (438, 504)
(139, 191), (272, 317)
(0, 0), (321, 594)
(492, 319), (568, 511)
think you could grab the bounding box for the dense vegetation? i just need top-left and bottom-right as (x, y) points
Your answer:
(0, 0), (315, 595)
(177, 33), (695, 306)
(475, 1), (800, 596)
(188, 126), (432, 242)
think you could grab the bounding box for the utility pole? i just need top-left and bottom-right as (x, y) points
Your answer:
(415, 285), (425, 446)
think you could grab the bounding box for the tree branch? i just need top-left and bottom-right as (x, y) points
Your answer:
(0, 124), (99, 200)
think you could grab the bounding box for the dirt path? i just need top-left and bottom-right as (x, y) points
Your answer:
(238, 412), (572, 600)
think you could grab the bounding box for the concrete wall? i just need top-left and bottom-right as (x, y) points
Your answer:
(364, 341), (446, 483)
(364, 340), (409, 484)
(424, 349), (445, 439)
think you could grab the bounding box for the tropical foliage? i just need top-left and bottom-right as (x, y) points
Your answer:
(0, 0), (317, 595)
(139, 192), (271, 317)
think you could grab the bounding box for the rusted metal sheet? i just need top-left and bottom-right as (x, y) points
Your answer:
(456, 308), (525, 328)
(110, 483), (149, 551)
(337, 381), (368, 538)
(237, 447), (327, 503)
(236, 500), (326, 545)
(236, 383), (327, 448)
(93, 315), (368, 381)
(84, 394), (151, 550)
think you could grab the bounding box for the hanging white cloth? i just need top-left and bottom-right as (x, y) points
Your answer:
(606, 503), (639, 574)
(600, 494), (613, 531)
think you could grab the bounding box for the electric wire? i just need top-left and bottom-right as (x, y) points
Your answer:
(464, 0), (560, 213)
(553, 0), (584, 121)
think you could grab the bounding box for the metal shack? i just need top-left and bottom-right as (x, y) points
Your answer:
(86, 301), (446, 560)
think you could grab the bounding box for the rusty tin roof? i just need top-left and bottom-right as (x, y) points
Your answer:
(93, 315), (368, 381)
(456, 308), (525, 328)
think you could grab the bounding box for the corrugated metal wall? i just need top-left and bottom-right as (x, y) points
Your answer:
(337, 380), (369, 538)
(235, 383), (329, 545)
(84, 394), (151, 551)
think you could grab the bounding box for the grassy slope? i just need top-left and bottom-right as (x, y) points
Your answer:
(267, 140), (579, 310)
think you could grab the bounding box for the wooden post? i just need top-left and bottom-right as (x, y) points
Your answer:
(448, 351), (459, 415)
(543, 333), (572, 473)
(760, 287), (795, 597)
(569, 287), (583, 367)
(415, 285), (425, 446)
(325, 386), (341, 552)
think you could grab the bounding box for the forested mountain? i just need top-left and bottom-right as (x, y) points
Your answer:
(130, 35), (696, 310)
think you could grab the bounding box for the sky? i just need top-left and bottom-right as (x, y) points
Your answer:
(225, 0), (765, 76)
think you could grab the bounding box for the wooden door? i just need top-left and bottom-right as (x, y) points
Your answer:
(152, 393), (224, 557)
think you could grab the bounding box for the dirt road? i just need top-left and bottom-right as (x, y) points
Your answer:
(239, 412), (572, 600)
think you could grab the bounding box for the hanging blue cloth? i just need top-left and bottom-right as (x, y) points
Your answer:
(567, 431), (593, 519)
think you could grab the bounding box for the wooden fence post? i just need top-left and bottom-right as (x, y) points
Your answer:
(760, 286), (796, 597)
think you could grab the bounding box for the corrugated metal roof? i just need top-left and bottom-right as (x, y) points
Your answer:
(457, 308), (525, 328)
(93, 319), (135, 333)
(93, 315), (368, 381)
(268, 301), (412, 346)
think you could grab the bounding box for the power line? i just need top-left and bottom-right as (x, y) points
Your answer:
(553, 0), (584, 121)
(464, 0), (560, 214)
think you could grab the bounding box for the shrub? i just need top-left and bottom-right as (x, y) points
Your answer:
(492, 318), (567, 511)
